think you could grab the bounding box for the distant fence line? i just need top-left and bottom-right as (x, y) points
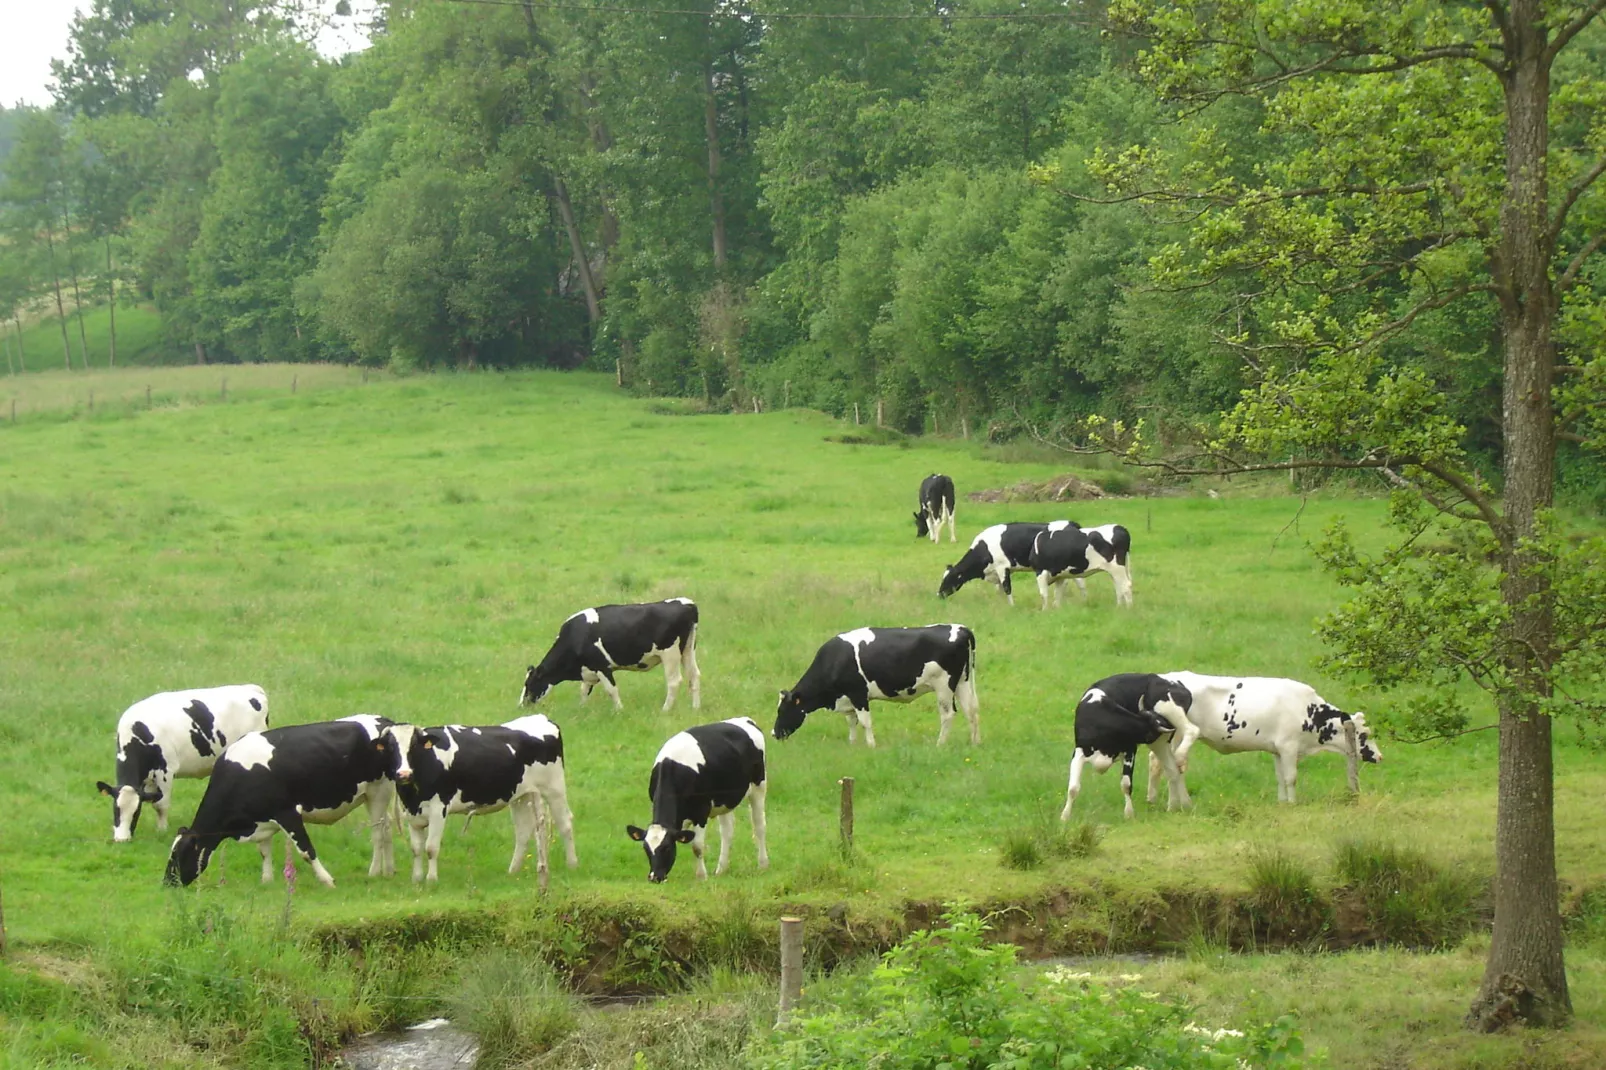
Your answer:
(1, 366), (389, 427)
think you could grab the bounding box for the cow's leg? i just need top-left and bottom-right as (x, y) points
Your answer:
(1146, 750), (1161, 805)
(1000, 568), (1014, 606)
(365, 782), (395, 878)
(928, 510), (941, 544)
(683, 626), (702, 710)
(1036, 571), (1053, 611)
(273, 811), (335, 887)
(1274, 745), (1299, 804)
(714, 811), (736, 876)
(539, 780), (578, 869)
(1151, 737), (1191, 811)
(578, 675), (595, 704)
(1054, 577), (1066, 608)
(424, 805), (447, 882)
(1121, 752), (1137, 820)
(406, 814), (428, 883)
(690, 824), (709, 880)
(843, 708), (859, 744)
(598, 669), (623, 710)
(1074, 576), (1089, 600)
(947, 510), (957, 543)
(660, 644), (684, 713)
(1110, 563), (1134, 607)
(747, 782), (769, 871)
(1059, 748), (1087, 821)
(152, 773), (173, 832)
(509, 795), (536, 875)
(855, 707), (877, 748)
(935, 684), (956, 745)
(256, 833), (275, 884)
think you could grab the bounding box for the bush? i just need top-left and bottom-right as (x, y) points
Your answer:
(749, 908), (1312, 1070)
(1247, 846), (1330, 943)
(1333, 840), (1483, 948)
(447, 951), (579, 1068)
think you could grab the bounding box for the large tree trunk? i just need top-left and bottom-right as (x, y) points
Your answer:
(106, 238), (117, 368)
(1469, 1), (1571, 1029)
(43, 218), (75, 371)
(554, 178), (602, 324)
(703, 58), (727, 272)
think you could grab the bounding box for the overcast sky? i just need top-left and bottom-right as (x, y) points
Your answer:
(1, 0), (376, 110)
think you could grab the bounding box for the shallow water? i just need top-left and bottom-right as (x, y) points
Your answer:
(340, 1018), (478, 1070)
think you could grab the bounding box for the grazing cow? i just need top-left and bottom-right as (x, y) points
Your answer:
(96, 685), (269, 843)
(1060, 673), (1194, 821)
(914, 474), (957, 543)
(773, 624), (978, 747)
(520, 598), (700, 712)
(626, 717), (768, 883)
(938, 522), (1053, 604)
(383, 714), (578, 885)
(1029, 521), (1134, 609)
(1146, 672), (1384, 805)
(164, 715), (402, 888)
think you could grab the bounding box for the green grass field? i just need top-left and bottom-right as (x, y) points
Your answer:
(1, 370), (1602, 1068)
(4, 303), (184, 374)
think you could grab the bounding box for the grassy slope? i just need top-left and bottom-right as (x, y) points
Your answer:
(3, 303), (183, 374)
(1, 370), (1602, 1066)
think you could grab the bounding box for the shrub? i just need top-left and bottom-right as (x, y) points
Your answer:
(749, 909), (1312, 1070)
(999, 831), (1044, 871)
(1247, 846), (1330, 943)
(999, 820), (1102, 870)
(1333, 839), (1483, 948)
(447, 951), (579, 1068)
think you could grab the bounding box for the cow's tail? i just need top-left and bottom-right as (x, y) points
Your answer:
(1111, 524), (1132, 569)
(958, 627), (978, 713)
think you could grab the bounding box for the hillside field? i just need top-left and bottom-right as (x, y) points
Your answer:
(1, 369), (1603, 1068)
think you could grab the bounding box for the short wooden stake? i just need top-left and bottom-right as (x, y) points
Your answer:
(778, 916), (804, 1021)
(145, 385), (151, 408)
(292, 374), (298, 394)
(854, 403), (860, 425)
(838, 777), (854, 856)
(88, 390), (94, 412)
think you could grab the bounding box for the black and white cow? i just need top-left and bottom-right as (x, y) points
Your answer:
(1145, 672), (1384, 805)
(96, 684), (269, 843)
(937, 522), (1053, 604)
(625, 717), (768, 883)
(1029, 521), (1134, 609)
(521, 598), (700, 712)
(383, 714), (578, 885)
(164, 714), (402, 888)
(773, 624), (979, 747)
(914, 474), (957, 543)
(1060, 673), (1193, 821)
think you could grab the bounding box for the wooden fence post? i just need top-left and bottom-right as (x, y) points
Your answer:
(778, 916), (804, 1021)
(839, 777), (854, 856)
(292, 374), (298, 395)
(88, 390), (94, 412)
(146, 384), (151, 408)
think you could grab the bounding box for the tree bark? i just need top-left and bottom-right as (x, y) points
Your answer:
(554, 178), (602, 323)
(11, 315), (23, 371)
(63, 203), (91, 369)
(43, 217), (75, 371)
(195, 341), (207, 365)
(1469, 0), (1571, 1029)
(106, 237), (117, 368)
(703, 57), (728, 272)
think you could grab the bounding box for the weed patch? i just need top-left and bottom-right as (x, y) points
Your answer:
(447, 951), (580, 1068)
(1333, 839), (1484, 948)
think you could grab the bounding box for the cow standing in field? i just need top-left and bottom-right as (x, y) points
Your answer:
(1146, 672), (1384, 805)
(938, 522), (1052, 605)
(521, 598), (700, 712)
(1060, 673), (1194, 821)
(164, 714), (402, 888)
(774, 624), (979, 747)
(1029, 521), (1134, 608)
(383, 714), (578, 886)
(626, 717), (769, 883)
(914, 474), (957, 543)
(96, 684), (270, 842)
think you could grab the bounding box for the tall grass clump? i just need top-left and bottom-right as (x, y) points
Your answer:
(1333, 839), (1484, 948)
(999, 819), (1102, 870)
(446, 950), (579, 1068)
(750, 908), (1312, 1069)
(1245, 846), (1330, 945)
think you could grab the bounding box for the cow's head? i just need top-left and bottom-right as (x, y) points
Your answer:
(773, 690), (810, 740)
(377, 723), (423, 785)
(1350, 713), (1384, 763)
(520, 665), (554, 706)
(97, 781), (161, 843)
(164, 827), (214, 887)
(626, 823), (696, 882)
(938, 545), (989, 598)
(913, 511), (930, 538)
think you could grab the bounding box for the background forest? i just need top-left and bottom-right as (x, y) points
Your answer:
(0, 0), (1601, 504)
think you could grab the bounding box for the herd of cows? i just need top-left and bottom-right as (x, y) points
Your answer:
(94, 472), (1383, 889)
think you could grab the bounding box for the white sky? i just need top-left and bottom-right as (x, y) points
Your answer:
(1, 0), (377, 110)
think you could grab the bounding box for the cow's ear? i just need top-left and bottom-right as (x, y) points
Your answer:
(674, 829), (697, 844)
(625, 825), (647, 842)
(374, 741), (385, 751)
(96, 781), (115, 797)
(526, 665), (536, 674)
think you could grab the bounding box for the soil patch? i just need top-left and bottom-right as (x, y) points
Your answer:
(968, 473), (1110, 503)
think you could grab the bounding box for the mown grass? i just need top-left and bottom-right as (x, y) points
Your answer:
(0, 368), (1602, 1066)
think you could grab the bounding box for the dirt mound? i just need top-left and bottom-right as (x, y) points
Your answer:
(968, 473), (1108, 503)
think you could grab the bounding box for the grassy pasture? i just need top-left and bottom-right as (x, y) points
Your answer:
(1, 369), (1603, 1067)
(3, 303), (182, 375)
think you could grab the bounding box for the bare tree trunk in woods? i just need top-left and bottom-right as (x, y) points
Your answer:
(11, 315), (23, 371)
(63, 204), (90, 369)
(555, 179), (601, 323)
(578, 79), (620, 252)
(195, 341), (207, 365)
(1467, 0), (1570, 1029)
(106, 238), (117, 367)
(703, 58), (727, 272)
(43, 219), (75, 371)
